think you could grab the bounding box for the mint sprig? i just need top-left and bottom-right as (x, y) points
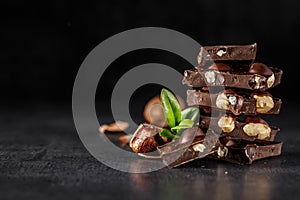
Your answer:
(159, 88), (200, 139)
(160, 88), (182, 128)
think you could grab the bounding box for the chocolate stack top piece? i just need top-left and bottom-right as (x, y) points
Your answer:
(197, 43), (257, 68)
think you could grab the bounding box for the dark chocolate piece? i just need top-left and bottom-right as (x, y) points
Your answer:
(129, 123), (168, 153)
(182, 67), (282, 91)
(197, 43), (257, 67)
(158, 133), (282, 167)
(178, 127), (205, 144)
(248, 63), (273, 77)
(157, 130), (219, 168)
(186, 89), (282, 115)
(199, 115), (280, 141)
(207, 63), (233, 71)
(208, 136), (283, 165)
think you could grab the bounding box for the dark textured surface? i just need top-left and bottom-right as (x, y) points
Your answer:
(0, 105), (299, 200)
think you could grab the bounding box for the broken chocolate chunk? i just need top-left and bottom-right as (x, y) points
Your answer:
(129, 123), (169, 153)
(157, 130), (219, 168)
(208, 136), (282, 165)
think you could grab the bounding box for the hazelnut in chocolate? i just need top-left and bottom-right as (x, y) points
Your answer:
(129, 123), (169, 153)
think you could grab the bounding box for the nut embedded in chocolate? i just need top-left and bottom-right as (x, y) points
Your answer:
(243, 123), (271, 140)
(243, 116), (271, 140)
(203, 70), (225, 85)
(217, 115), (235, 133)
(129, 123), (168, 153)
(215, 90), (244, 115)
(217, 146), (228, 158)
(251, 93), (275, 113)
(192, 143), (206, 152)
(248, 63), (276, 90)
(267, 74), (275, 88)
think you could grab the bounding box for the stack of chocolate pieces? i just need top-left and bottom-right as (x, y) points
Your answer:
(175, 43), (283, 166)
(129, 43), (284, 168)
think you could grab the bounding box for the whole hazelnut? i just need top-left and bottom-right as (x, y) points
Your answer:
(204, 71), (216, 84)
(216, 92), (230, 110)
(267, 73), (275, 88)
(217, 146), (228, 158)
(143, 95), (185, 128)
(204, 69), (225, 85)
(216, 90), (244, 114)
(192, 143), (206, 152)
(248, 74), (267, 90)
(217, 115), (235, 133)
(216, 48), (227, 57)
(252, 94), (274, 113)
(243, 123), (271, 140)
(243, 116), (271, 139)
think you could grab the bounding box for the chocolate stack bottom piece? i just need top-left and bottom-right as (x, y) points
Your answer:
(157, 129), (283, 168)
(163, 43), (284, 167)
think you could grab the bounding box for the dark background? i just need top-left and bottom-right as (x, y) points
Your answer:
(1, 1), (300, 199)
(1, 0), (300, 107)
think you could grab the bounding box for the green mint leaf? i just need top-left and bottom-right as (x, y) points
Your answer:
(160, 88), (182, 128)
(181, 107), (200, 122)
(160, 89), (175, 128)
(171, 119), (194, 131)
(159, 129), (179, 139)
